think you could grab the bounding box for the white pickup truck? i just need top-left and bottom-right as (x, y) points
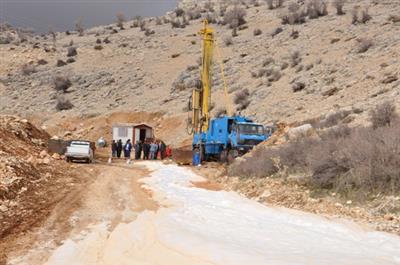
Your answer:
(65, 141), (94, 163)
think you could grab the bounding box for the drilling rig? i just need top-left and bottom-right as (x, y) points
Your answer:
(188, 21), (269, 164)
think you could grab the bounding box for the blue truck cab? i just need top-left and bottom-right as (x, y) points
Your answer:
(193, 116), (269, 162)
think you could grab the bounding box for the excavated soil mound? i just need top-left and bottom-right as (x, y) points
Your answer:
(0, 115), (85, 263)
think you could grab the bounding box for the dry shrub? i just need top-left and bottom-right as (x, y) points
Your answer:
(54, 76), (72, 92)
(171, 19), (185, 28)
(224, 36), (233, 46)
(175, 7), (185, 17)
(352, 6), (371, 24)
(355, 38), (373, 53)
(292, 81), (305, 92)
(271, 27), (283, 37)
(266, 0), (285, 10)
(309, 123), (400, 196)
(56, 59), (67, 67)
(94, 44), (103, 50)
(21, 63), (36, 75)
(144, 28), (155, 36)
(333, 0), (345, 15)
(388, 15), (400, 23)
(37, 59), (48, 65)
(67, 46), (77, 57)
(316, 110), (352, 128)
(234, 88), (250, 110)
(370, 101), (398, 129)
(116, 12), (126, 29)
(281, 2), (306, 25)
(56, 96), (73, 111)
(214, 107), (227, 117)
(186, 9), (201, 20)
(268, 69), (281, 82)
(223, 4), (247, 29)
(290, 50), (301, 67)
(132, 16), (142, 27)
(231, 117), (400, 198)
(253, 28), (262, 36)
(229, 147), (278, 177)
(306, 0), (328, 19)
(155, 17), (163, 25)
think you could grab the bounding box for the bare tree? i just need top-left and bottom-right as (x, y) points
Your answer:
(116, 12), (126, 29)
(75, 19), (84, 36)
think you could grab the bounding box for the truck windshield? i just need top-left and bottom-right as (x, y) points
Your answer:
(238, 124), (264, 135)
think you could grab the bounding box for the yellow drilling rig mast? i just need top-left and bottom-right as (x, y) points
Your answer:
(192, 20), (214, 134)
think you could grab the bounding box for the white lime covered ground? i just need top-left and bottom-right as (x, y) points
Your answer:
(43, 162), (400, 265)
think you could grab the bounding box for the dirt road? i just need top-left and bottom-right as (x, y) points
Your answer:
(6, 161), (157, 265)
(5, 161), (400, 265)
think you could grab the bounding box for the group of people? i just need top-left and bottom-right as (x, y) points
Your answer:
(111, 139), (171, 161)
(111, 139), (132, 159)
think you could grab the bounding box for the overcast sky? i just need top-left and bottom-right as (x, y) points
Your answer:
(0, 0), (177, 33)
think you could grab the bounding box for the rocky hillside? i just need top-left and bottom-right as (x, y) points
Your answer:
(0, 0), (399, 131)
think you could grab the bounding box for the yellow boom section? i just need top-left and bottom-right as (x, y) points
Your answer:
(192, 20), (214, 134)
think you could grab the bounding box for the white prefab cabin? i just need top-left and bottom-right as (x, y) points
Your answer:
(112, 123), (154, 144)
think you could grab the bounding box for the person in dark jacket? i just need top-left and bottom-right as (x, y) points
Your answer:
(134, 141), (142, 160)
(111, 140), (117, 157)
(124, 139), (132, 160)
(143, 141), (150, 160)
(159, 141), (166, 160)
(116, 139), (123, 158)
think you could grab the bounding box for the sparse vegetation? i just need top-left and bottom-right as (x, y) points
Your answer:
(292, 81), (305, 92)
(224, 35), (233, 46)
(37, 59), (48, 65)
(144, 28), (155, 36)
(55, 96), (73, 111)
(234, 88), (250, 111)
(175, 7), (185, 17)
(56, 59), (67, 67)
(306, 0), (328, 19)
(265, 0), (285, 10)
(67, 46), (77, 57)
(271, 27), (283, 37)
(215, 107), (227, 117)
(281, 2), (306, 25)
(333, 0), (346, 15)
(132, 16), (142, 28)
(355, 38), (373, 53)
(253, 28), (262, 36)
(94, 44), (103, 50)
(230, 110), (400, 199)
(388, 14), (400, 23)
(370, 101), (398, 129)
(21, 63), (36, 75)
(223, 4), (247, 29)
(290, 50), (302, 67)
(54, 76), (72, 92)
(352, 6), (371, 24)
(229, 147), (278, 177)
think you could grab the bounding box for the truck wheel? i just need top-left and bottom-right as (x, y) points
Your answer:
(227, 150), (238, 164)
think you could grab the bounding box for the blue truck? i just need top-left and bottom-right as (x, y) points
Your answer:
(193, 116), (269, 163)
